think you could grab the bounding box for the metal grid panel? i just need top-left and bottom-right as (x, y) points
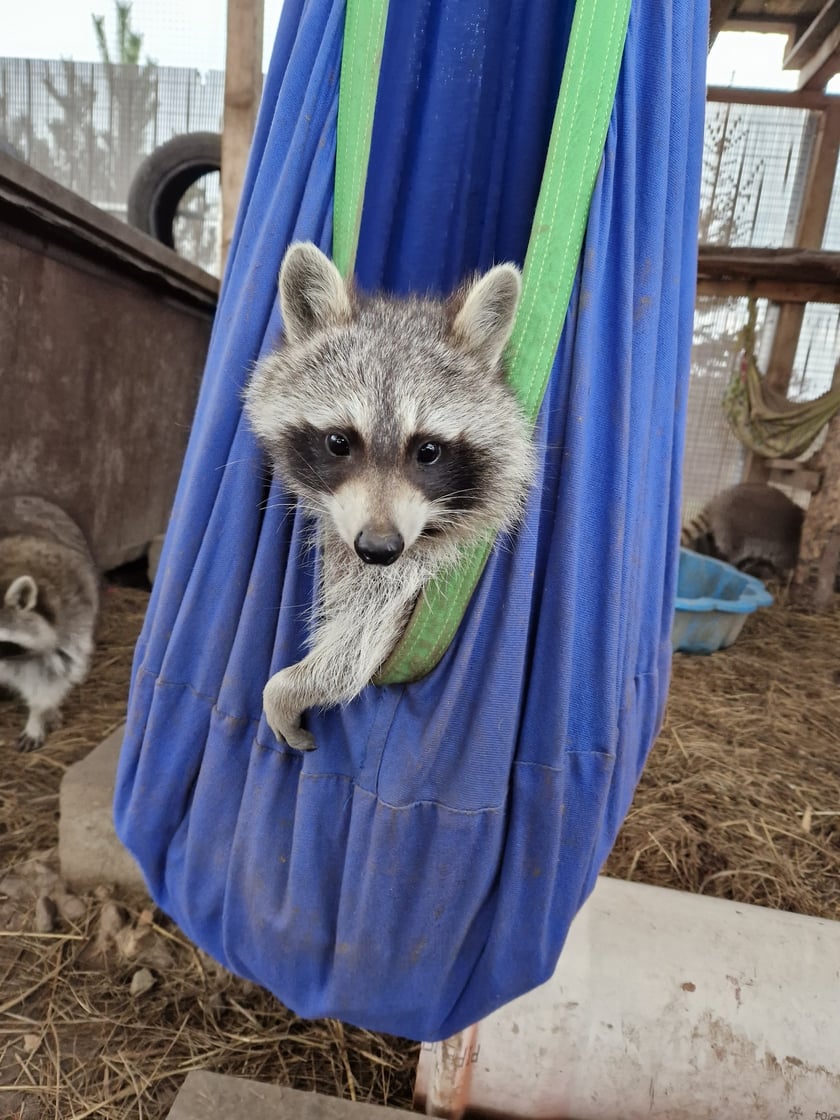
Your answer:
(682, 296), (775, 518)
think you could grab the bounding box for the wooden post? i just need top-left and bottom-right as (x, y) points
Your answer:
(792, 363), (840, 611)
(745, 100), (840, 485)
(763, 101), (840, 397)
(709, 0), (737, 46)
(221, 0), (264, 272)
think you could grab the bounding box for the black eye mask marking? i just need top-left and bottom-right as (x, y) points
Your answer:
(279, 423), (362, 493)
(409, 436), (488, 513)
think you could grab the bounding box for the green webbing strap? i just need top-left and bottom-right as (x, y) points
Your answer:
(333, 0), (389, 277)
(333, 0), (632, 684)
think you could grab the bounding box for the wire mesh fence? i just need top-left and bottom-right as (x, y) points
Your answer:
(682, 296), (769, 519)
(687, 98), (838, 516)
(699, 100), (818, 249)
(0, 57), (223, 273)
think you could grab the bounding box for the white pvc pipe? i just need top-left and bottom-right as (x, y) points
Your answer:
(415, 876), (840, 1119)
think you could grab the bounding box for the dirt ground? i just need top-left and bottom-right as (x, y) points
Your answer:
(1, 579), (838, 1118)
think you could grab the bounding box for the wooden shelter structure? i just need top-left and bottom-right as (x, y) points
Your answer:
(703, 3), (840, 608)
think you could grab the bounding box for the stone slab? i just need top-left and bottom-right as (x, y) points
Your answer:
(166, 1070), (414, 1120)
(58, 723), (147, 893)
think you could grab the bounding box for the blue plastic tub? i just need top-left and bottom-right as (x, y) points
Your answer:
(672, 548), (773, 654)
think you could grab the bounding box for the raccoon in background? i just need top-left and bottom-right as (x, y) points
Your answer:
(0, 496), (99, 752)
(680, 482), (804, 581)
(245, 242), (535, 751)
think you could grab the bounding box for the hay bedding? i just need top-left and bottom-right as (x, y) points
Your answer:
(1, 582), (838, 1119)
(604, 591), (840, 916)
(0, 582), (417, 1120)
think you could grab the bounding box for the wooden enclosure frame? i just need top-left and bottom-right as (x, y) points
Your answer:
(699, 86), (840, 608)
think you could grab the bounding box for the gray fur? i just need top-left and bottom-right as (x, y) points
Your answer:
(245, 242), (535, 750)
(0, 495), (99, 752)
(681, 482), (804, 579)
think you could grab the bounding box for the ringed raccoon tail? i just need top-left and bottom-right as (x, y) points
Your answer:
(680, 511), (718, 558)
(680, 482), (804, 579)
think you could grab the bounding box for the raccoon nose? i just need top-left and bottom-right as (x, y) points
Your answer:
(354, 528), (404, 565)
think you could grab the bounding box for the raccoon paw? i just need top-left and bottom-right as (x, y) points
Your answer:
(16, 731), (45, 753)
(279, 723), (316, 752)
(44, 709), (62, 733)
(263, 675), (316, 752)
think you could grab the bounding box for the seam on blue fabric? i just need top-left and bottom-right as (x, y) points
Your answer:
(148, 669), (261, 726)
(513, 752), (613, 769)
(294, 774), (505, 816)
(369, 682), (406, 794)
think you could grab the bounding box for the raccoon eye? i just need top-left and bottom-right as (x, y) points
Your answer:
(416, 441), (442, 465)
(325, 432), (351, 457)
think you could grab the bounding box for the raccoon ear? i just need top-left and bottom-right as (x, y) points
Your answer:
(278, 242), (352, 342)
(449, 264), (521, 368)
(5, 575), (38, 612)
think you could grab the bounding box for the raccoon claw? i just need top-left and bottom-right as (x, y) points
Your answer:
(16, 732), (44, 754)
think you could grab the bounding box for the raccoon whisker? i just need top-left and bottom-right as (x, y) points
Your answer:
(259, 495), (296, 511)
(217, 455), (261, 471)
(437, 486), (483, 500)
(425, 507), (489, 524)
(283, 443), (337, 493)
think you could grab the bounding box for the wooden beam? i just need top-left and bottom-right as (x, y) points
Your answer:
(784, 0), (840, 69)
(707, 85), (835, 110)
(723, 17), (800, 37)
(221, 0), (264, 271)
(697, 246), (840, 286)
(767, 461), (824, 491)
(764, 102), (840, 394)
(710, 0), (738, 45)
(797, 20), (840, 88)
(791, 404), (840, 610)
(696, 277), (840, 302)
(796, 103), (840, 247)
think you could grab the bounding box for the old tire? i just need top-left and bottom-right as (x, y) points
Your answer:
(127, 131), (221, 248)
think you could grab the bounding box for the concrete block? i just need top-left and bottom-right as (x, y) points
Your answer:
(166, 1071), (414, 1120)
(59, 724), (147, 893)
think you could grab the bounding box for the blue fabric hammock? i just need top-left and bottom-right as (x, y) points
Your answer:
(115, 0), (706, 1042)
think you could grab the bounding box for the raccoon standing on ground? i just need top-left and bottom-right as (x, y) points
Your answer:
(0, 496), (99, 752)
(245, 242), (535, 751)
(680, 482), (804, 580)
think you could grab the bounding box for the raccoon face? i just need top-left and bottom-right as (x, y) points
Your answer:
(278, 422), (497, 564)
(245, 242), (534, 565)
(0, 575), (58, 657)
